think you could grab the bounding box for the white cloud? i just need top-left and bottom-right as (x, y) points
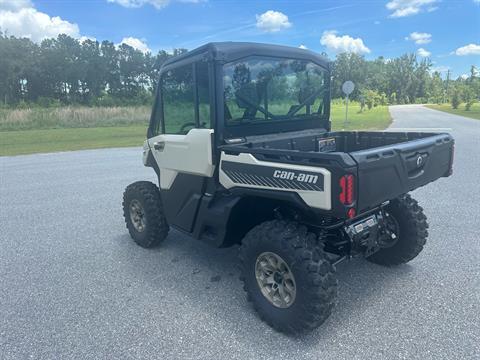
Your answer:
(431, 65), (449, 73)
(107, 0), (204, 9)
(320, 30), (370, 54)
(0, 0), (32, 11)
(80, 36), (97, 43)
(0, 6), (80, 42)
(119, 37), (151, 53)
(460, 74), (469, 80)
(299, 44), (308, 49)
(454, 43), (480, 56)
(406, 32), (432, 44)
(417, 48), (431, 57)
(386, 0), (438, 18)
(256, 10), (292, 33)
(107, 0), (170, 9)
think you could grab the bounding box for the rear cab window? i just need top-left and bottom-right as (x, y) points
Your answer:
(223, 57), (328, 127)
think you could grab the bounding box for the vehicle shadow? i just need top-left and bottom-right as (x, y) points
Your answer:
(115, 229), (417, 349)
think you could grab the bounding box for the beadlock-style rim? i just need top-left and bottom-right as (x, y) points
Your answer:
(129, 199), (146, 232)
(380, 211), (401, 248)
(255, 252), (296, 308)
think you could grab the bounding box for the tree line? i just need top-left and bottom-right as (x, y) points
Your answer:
(0, 33), (186, 107)
(1, 33), (478, 108)
(331, 52), (479, 110)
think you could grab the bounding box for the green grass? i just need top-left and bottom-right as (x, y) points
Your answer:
(331, 102), (391, 130)
(0, 126), (147, 156)
(0, 102), (391, 156)
(225, 100), (391, 131)
(425, 102), (480, 120)
(0, 106), (150, 131)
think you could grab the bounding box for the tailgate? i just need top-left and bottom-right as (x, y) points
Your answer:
(351, 133), (454, 212)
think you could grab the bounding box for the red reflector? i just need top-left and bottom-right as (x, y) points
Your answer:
(339, 174), (355, 205)
(347, 208), (356, 219)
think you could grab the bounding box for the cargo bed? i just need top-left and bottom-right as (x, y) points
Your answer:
(221, 129), (454, 217)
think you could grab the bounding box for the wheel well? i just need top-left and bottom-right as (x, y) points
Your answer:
(222, 196), (302, 247)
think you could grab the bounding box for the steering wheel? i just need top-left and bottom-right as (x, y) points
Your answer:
(178, 122), (196, 134)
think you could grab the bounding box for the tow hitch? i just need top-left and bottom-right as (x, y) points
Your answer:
(344, 211), (399, 257)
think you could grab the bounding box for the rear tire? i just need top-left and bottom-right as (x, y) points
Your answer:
(239, 220), (337, 334)
(122, 181), (169, 248)
(367, 194), (428, 266)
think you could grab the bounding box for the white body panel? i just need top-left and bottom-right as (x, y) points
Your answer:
(148, 129), (215, 189)
(219, 152), (332, 210)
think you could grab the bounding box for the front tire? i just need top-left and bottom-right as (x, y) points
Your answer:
(239, 220), (337, 334)
(122, 181), (169, 248)
(367, 194), (428, 266)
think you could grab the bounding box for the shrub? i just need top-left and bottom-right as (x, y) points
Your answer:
(463, 88), (475, 111)
(465, 100), (474, 111)
(389, 92), (397, 105)
(36, 97), (61, 108)
(451, 91), (460, 109)
(378, 92), (388, 106)
(362, 89), (386, 109)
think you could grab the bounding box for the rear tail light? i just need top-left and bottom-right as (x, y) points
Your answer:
(339, 174), (355, 205)
(340, 174), (356, 219)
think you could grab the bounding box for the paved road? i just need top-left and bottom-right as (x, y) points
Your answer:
(1, 105), (479, 359)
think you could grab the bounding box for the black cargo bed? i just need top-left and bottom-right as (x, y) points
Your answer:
(221, 130), (454, 216)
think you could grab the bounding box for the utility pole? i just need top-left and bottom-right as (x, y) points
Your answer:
(444, 69), (450, 104)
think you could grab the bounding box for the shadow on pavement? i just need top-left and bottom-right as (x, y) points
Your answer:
(114, 229), (417, 347)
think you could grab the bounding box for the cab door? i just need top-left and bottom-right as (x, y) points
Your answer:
(148, 60), (215, 232)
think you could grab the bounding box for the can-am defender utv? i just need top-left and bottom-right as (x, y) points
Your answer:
(122, 42), (454, 334)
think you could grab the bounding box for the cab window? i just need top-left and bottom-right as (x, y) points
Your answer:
(223, 57), (328, 126)
(162, 64), (195, 134)
(151, 60), (212, 136)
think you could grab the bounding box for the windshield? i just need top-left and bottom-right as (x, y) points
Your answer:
(224, 57), (328, 126)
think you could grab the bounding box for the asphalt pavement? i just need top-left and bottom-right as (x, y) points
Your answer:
(1, 105), (479, 359)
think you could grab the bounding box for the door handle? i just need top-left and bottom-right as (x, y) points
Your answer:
(153, 141), (165, 151)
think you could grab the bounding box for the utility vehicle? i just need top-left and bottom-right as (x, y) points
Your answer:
(122, 42), (454, 334)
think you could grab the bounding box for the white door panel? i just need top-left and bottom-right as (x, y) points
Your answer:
(148, 129), (215, 189)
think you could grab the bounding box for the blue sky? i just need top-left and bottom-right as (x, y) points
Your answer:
(0, 0), (479, 78)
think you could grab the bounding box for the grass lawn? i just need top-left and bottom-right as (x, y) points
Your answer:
(0, 103), (391, 156)
(425, 102), (480, 120)
(331, 102), (391, 131)
(0, 126), (147, 156)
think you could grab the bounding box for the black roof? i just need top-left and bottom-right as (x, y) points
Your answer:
(162, 42), (330, 69)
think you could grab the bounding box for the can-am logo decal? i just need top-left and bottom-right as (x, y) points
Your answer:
(273, 170), (319, 184)
(221, 161), (324, 191)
